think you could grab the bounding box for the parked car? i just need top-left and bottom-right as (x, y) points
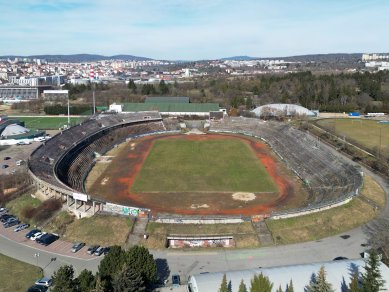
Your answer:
(25, 229), (41, 239)
(37, 233), (59, 246)
(94, 247), (105, 256)
(103, 246), (111, 255)
(16, 160), (24, 166)
(35, 277), (53, 287)
(0, 214), (15, 222)
(0, 207), (7, 214)
(87, 245), (100, 255)
(27, 285), (48, 292)
(3, 156), (11, 160)
(33, 137), (46, 142)
(71, 242), (85, 253)
(30, 232), (46, 241)
(172, 274), (181, 287)
(14, 223), (29, 232)
(3, 217), (20, 228)
(16, 140), (31, 145)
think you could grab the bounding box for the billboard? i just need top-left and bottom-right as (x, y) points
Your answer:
(72, 193), (88, 202)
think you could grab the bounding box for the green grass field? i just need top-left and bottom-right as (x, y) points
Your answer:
(0, 253), (41, 292)
(316, 118), (389, 156)
(10, 116), (82, 130)
(132, 138), (277, 193)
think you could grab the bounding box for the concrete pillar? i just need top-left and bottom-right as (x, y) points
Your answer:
(84, 201), (87, 212)
(67, 195), (70, 206)
(92, 201), (96, 214)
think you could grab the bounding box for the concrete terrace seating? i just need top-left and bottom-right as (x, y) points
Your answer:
(29, 112), (164, 193)
(210, 118), (362, 208)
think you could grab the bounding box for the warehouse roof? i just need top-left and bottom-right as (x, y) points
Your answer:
(122, 103), (219, 113)
(145, 96), (189, 103)
(188, 259), (389, 292)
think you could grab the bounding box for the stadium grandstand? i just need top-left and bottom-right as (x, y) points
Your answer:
(28, 113), (362, 219)
(210, 117), (362, 217)
(28, 112), (165, 214)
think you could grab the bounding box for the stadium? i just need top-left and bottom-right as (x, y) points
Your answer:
(28, 111), (363, 222)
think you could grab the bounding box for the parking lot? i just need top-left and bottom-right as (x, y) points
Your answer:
(0, 222), (95, 260)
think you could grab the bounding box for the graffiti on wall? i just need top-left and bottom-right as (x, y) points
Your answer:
(169, 238), (235, 248)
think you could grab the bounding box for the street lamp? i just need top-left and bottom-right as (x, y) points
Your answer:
(34, 252), (40, 266)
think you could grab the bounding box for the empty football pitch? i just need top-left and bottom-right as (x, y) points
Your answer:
(86, 134), (308, 215)
(316, 118), (389, 157)
(131, 137), (277, 193)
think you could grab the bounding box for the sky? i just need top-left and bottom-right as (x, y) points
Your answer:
(0, 0), (388, 60)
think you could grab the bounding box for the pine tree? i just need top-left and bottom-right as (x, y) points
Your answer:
(51, 265), (76, 292)
(93, 276), (105, 292)
(250, 273), (273, 292)
(128, 79), (137, 94)
(305, 266), (334, 292)
(219, 274), (229, 292)
(361, 250), (385, 292)
(348, 270), (360, 292)
(77, 269), (95, 292)
(277, 285), (283, 292)
(159, 80), (169, 95)
(238, 279), (248, 292)
(286, 279), (294, 292)
(126, 245), (158, 288)
(113, 265), (146, 292)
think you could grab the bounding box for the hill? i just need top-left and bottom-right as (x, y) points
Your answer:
(0, 54), (153, 62)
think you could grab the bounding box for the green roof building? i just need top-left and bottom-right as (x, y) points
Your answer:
(145, 96), (190, 103)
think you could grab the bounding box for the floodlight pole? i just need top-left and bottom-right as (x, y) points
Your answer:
(67, 93), (70, 126)
(92, 82), (96, 116)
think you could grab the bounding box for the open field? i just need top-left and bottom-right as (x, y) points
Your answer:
(0, 253), (41, 292)
(10, 116), (82, 130)
(144, 222), (259, 249)
(62, 215), (134, 246)
(5, 194), (41, 224)
(316, 118), (389, 157)
(132, 138), (277, 193)
(266, 174), (385, 244)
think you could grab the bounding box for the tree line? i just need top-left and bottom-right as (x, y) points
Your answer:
(50, 245), (157, 292)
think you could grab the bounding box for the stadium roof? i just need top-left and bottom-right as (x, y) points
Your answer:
(252, 103), (316, 117)
(188, 259), (389, 292)
(145, 96), (189, 103)
(122, 103), (219, 113)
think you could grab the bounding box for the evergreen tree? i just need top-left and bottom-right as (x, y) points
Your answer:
(159, 80), (169, 95)
(219, 274), (229, 292)
(93, 276), (105, 292)
(277, 285), (283, 292)
(51, 265), (76, 292)
(98, 245), (127, 291)
(348, 271), (360, 292)
(77, 269), (95, 292)
(305, 266), (334, 292)
(361, 251), (385, 292)
(126, 245), (158, 288)
(250, 273), (273, 292)
(113, 265), (146, 292)
(128, 79), (137, 94)
(286, 279), (294, 292)
(238, 279), (248, 292)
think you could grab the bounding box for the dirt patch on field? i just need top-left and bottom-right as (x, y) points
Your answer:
(232, 192), (256, 201)
(87, 134), (308, 216)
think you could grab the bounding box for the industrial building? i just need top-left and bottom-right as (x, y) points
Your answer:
(188, 259), (389, 292)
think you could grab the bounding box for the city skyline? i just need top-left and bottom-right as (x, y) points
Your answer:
(1, 0), (388, 60)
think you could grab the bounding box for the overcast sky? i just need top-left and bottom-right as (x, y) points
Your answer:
(0, 0), (388, 60)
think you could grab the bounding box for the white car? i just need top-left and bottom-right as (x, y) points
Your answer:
(30, 232), (46, 241)
(33, 137), (46, 142)
(35, 277), (53, 287)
